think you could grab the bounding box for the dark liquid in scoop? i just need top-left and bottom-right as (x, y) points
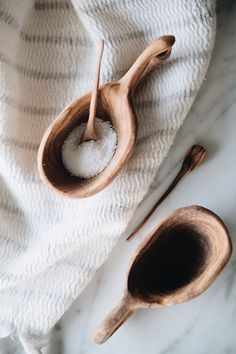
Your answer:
(128, 225), (209, 301)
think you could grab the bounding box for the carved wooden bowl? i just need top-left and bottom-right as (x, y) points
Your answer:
(92, 206), (232, 344)
(37, 35), (175, 198)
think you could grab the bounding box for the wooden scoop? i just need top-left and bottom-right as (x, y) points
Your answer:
(92, 205), (232, 344)
(37, 35), (175, 198)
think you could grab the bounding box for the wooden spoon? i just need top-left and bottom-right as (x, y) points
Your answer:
(80, 40), (104, 143)
(37, 35), (175, 198)
(92, 205), (232, 344)
(127, 145), (206, 241)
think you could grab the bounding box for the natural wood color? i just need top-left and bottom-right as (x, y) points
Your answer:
(80, 40), (104, 143)
(92, 206), (232, 344)
(127, 145), (206, 240)
(37, 35), (175, 198)
(93, 294), (136, 345)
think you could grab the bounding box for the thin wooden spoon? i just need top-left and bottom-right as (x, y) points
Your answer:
(93, 205), (232, 344)
(127, 145), (206, 241)
(80, 40), (104, 143)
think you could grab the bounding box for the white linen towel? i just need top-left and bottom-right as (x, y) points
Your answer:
(0, 0), (216, 352)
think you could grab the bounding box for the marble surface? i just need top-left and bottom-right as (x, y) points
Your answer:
(1, 1), (236, 353)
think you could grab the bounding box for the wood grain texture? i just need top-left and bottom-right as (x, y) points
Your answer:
(37, 35), (175, 198)
(92, 206), (232, 344)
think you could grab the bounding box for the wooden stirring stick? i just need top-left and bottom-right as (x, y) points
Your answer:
(80, 40), (104, 143)
(127, 145), (206, 241)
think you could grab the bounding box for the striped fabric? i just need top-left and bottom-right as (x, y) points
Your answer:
(0, 0), (215, 353)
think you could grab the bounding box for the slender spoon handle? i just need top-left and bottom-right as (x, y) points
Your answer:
(80, 40), (104, 143)
(92, 295), (135, 344)
(127, 145), (206, 241)
(120, 35), (175, 93)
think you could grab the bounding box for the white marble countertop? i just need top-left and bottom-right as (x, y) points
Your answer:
(1, 1), (236, 353)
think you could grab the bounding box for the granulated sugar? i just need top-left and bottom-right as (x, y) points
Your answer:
(62, 118), (117, 179)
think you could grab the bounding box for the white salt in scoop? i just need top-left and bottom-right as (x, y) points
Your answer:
(62, 118), (117, 179)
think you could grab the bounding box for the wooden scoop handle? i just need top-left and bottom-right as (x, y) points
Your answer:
(120, 35), (175, 92)
(92, 296), (135, 344)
